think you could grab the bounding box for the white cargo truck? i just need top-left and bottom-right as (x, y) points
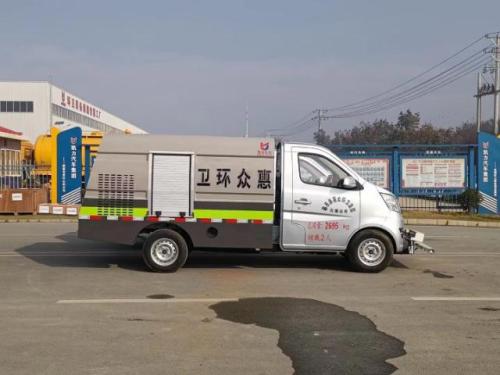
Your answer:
(78, 134), (428, 273)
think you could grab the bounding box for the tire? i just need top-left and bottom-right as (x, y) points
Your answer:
(142, 229), (189, 272)
(347, 229), (394, 273)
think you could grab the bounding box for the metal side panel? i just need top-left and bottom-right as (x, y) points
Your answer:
(77, 220), (273, 248)
(151, 153), (192, 217)
(78, 220), (148, 245)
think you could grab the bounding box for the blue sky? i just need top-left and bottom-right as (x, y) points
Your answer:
(1, 1), (499, 139)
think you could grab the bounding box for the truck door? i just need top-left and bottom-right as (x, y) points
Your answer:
(281, 146), (360, 251)
(150, 153), (193, 217)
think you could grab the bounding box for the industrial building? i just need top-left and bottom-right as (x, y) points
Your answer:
(0, 81), (147, 143)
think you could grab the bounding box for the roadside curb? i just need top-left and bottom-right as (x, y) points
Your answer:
(0, 218), (78, 223)
(404, 218), (500, 228)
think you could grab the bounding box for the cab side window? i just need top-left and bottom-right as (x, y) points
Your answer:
(298, 153), (348, 187)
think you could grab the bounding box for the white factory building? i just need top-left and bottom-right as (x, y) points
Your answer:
(0, 81), (147, 143)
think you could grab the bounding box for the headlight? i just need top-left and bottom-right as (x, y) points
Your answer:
(380, 193), (401, 213)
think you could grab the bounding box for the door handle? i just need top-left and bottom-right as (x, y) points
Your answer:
(294, 198), (311, 205)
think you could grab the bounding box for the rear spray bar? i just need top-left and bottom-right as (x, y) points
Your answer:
(402, 229), (435, 254)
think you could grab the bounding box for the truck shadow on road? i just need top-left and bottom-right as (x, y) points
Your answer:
(15, 232), (407, 273)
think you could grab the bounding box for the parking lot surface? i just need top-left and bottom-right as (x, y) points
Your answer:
(1, 223), (499, 374)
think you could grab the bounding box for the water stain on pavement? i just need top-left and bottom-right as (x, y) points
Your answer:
(479, 307), (500, 312)
(146, 294), (174, 299)
(423, 269), (454, 279)
(126, 317), (160, 322)
(110, 316), (164, 322)
(210, 297), (405, 375)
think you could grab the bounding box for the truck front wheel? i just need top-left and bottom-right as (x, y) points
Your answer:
(143, 229), (189, 272)
(347, 229), (394, 273)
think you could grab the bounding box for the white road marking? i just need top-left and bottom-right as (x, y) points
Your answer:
(425, 236), (460, 238)
(396, 252), (500, 257)
(57, 298), (238, 304)
(0, 252), (138, 257)
(0, 234), (73, 237)
(1, 251), (499, 257)
(426, 252), (500, 255)
(412, 297), (500, 301)
(416, 255), (500, 257)
(56, 297), (500, 305)
(0, 250), (123, 252)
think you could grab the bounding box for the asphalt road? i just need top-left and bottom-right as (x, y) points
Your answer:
(0, 223), (499, 375)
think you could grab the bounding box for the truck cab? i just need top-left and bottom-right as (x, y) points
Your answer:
(278, 142), (404, 271)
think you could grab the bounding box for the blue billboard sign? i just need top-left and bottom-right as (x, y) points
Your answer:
(56, 127), (82, 204)
(400, 156), (467, 191)
(331, 144), (476, 197)
(478, 132), (499, 214)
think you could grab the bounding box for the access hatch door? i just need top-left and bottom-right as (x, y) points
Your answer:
(150, 153), (193, 217)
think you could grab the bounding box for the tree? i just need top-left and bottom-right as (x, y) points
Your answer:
(313, 109), (496, 146)
(313, 129), (331, 146)
(396, 110), (420, 132)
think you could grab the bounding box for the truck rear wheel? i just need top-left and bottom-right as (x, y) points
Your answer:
(347, 229), (393, 273)
(143, 229), (189, 272)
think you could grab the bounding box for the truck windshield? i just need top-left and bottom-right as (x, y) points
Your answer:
(299, 153), (348, 187)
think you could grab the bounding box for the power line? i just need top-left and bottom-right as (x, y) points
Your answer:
(327, 35), (487, 112)
(329, 55), (491, 118)
(278, 120), (316, 137)
(268, 118), (315, 137)
(326, 49), (487, 115)
(275, 110), (338, 137)
(268, 55), (488, 136)
(264, 111), (314, 136)
(330, 56), (491, 119)
(269, 32), (498, 137)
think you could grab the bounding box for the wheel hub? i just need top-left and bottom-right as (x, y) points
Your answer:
(357, 239), (386, 267)
(151, 238), (179, 267)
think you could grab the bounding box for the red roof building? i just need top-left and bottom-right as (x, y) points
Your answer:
(0, 125), (24, 141)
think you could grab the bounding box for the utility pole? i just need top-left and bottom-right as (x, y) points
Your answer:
(313, 109), (334, 132)
(494, 34), (500, 135)
(317, 109), (322, 131)
(478, 33), (500, 135)
(475, 73), (496, 132)
(476, 73), (482, 133)
(244, 102), (249, 138)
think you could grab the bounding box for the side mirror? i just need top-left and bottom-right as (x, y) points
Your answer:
(340, 176), (357, 189)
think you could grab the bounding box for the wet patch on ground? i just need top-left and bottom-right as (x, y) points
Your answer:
(210, 297), (406, 375)
(126, 317), (160, 322)
(479, 307), (500, 312)
(110, 316), (164, 322)
(423, 269), (454, 279)
(146, 294), (174, 299)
